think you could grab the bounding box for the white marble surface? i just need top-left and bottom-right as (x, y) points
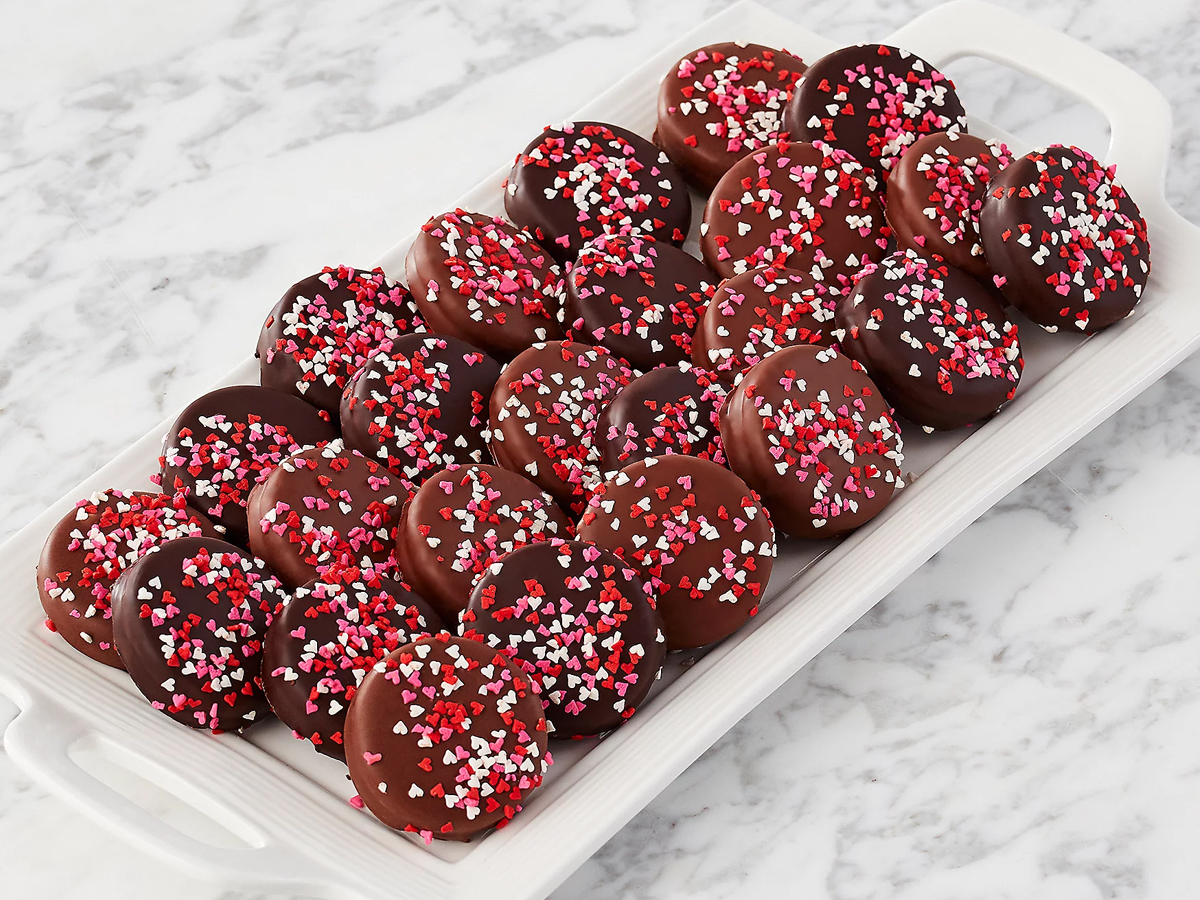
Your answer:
(2, 0), (1199, 898)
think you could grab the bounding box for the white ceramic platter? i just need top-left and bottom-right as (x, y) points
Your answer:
(2, 2), (1198, 899)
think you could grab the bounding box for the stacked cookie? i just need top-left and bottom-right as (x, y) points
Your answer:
(37, 36), (1150, 846)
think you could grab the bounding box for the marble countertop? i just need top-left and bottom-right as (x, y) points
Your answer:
(2, 0), (1199, 898)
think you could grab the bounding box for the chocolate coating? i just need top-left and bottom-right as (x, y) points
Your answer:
(111, 536), (285, 732)
(344, 634), (550, 842)
(488, 341), (633, 515)
(504, 121), (691, 263)
(577, 455), (775, 650)
(461, 539), (666, 738)
(700, 141), (887, 284)
(37, 490), (215, 668)
(564, 234), (716, 371)
(340, 333), (501, 487)
(836, 251), (1023, 430)
(405, 210), (566, 358)
(246, 439), (407, 589)
(596, 363), (726, 479)
(258, 265), (425, 415)
(656, 41), (807, 191)
(692, 265), (841, 384)
(782, 43), (968, 183)
(156, 385), (338, 544)
(262, 567), (443, 759)
(886, 131), (1013, 282)
(393, 464), (575, 624)
(979, 145), (1150, 334)
(719, 344), (904, 538)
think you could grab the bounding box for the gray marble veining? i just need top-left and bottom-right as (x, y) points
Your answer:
(2, 0), (1199, 898)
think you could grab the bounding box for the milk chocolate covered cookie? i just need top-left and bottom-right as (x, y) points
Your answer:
(247, 440), (407, 588)
(505, 121), (691, 263)
(37, 490), (215, 668)
(258, 265), (425, 414)
(340, 333), (501, 487)
(836, 251), (1023, 430)
(657, 41), (807, 191)
(488, 341), (633, 514)
(596, 363), (726, 479)
(344, 634), (550, 842)
(577, 455), (774, 650)
(886, 131), (1012, 281)
(782, 43), (968, 183)
(406, 210), (566, 358)
(461, 539), (666, 737)
(262, 566), (443, 758)
(156, 385), (338, 544)
(393, 464), (574, 624)
(111, 536), (286, 732)
(719, 344), (904, 538)
(692, 265), (840, 383)
(979, 145), (1150, 333)
(700, 141), (887, 284)
(564, 234), (716, 370)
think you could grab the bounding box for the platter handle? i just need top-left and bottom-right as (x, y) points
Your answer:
(3, 694), (359, 899)
(887, 0), (1174, 220)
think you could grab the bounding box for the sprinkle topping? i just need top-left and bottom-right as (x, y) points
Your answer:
(837, 250), (1022, 429)
(565, 233), (716, 369)
(597, 363), (727, 478)
(719, 344), (904, 539)
(344, 634), (551, 842)
(577, 455), (775, 650)
(700, 140), (887, 284)
(340, 334), (499, 486)
(258, 265), (425, 413)
(249, 439), (407, 588)
(785, 43), (968, 180)
(489, 341), (633, 514)
(461, 539), (666, 737)
(410, 210), (565, 355)
(695, 265), (841, 382)
(38, 490), (210, 665)
(113, 537), (285, 732)
(506, 121), (691, 261)
(263, 565), (443, 757)
(982, 144), (1150, 333)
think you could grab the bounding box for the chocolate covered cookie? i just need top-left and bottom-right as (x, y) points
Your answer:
(720, 344), (904, 538)
(596, 363), (726, 479)
(393, 464), (574, 624)
(258, 265), (425, 414)
(406, 210), (565, 358)
(340, 333), (501, 487)
(488, 340), (633, 514)
(564, 234), (716, 371)
(782, 43), (968, 183)
(656, 41), (807, 191)
(577, 455), (774, 650)
(692, 265), (840, 383)
(111, 536), (285, 732)
(37, 490), (215, 668)
(247, 440), (407, 589)
(979, 145), (1150, 333)
(505, 121), (691, 263)
(461, 539), (665, 738)
(155, 385), (338, 545)
(700, 141), (887, 284)
(262, 566), (443, 758)
(836, 251), (1023, 430)
(344, 634), (550, 842)
(886, 131), (1012, 281)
